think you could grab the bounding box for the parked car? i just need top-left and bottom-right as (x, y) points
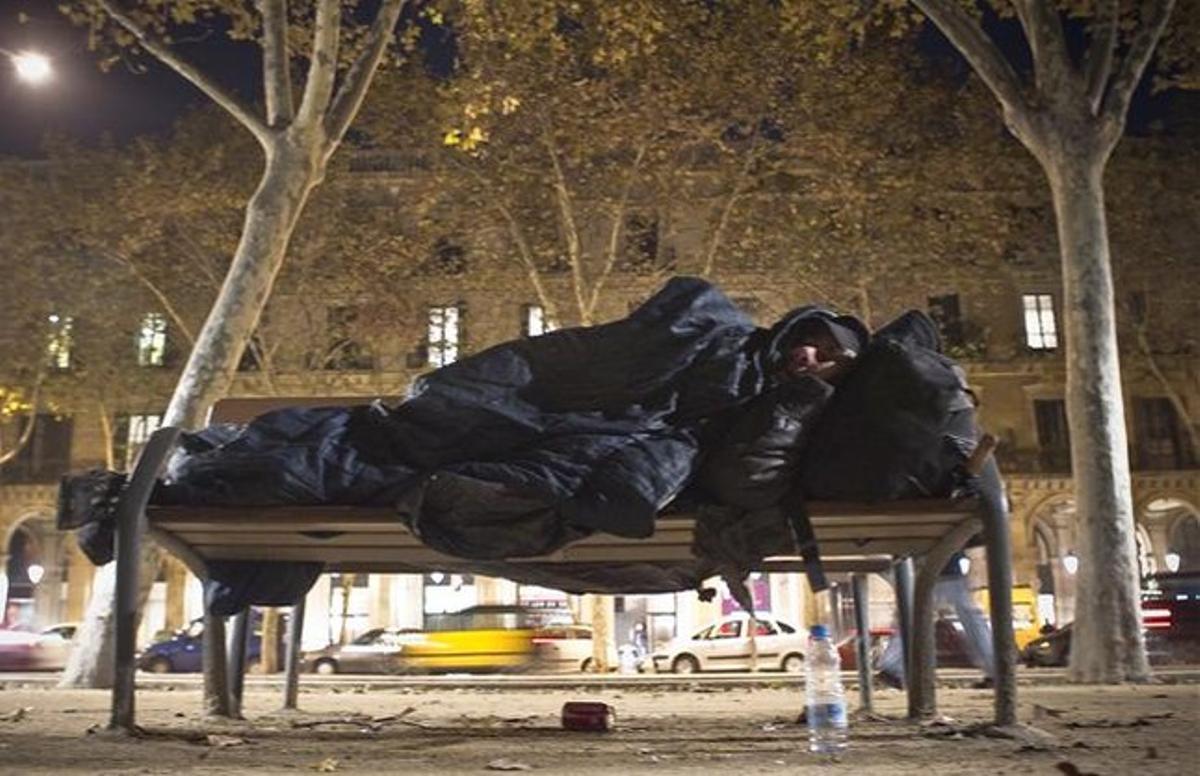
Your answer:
(1020, 625), (1071, 667)
(648, 613), (806, 674)
(302, 628), (424, 675)
(1021, 598), (1200, 667)
(0, 622), (78, 672)
(138, 614), (283, 673)
(532, 624), (619, 672)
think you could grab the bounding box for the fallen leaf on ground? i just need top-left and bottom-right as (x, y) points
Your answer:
(0, 707), (31, 722)
(312, 757), (339, 772)
(919, 715), (957, 728)
(205, 734), (248, 748)
(1033, 704), (1067, 719)
(486, 758), (533, 771)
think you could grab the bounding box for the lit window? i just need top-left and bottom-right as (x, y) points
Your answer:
(46, 314), (73, 370)
(136, 313), (168, 367)
(522, 304), (556, 337)
(428, 305), (461, 367)
(1022, 293), (1058, 350)
(121, 413), (163, 469)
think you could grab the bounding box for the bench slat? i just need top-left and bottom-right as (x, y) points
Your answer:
(148, 499), (976, 526)
(186, 536), (938, 565)
(173, 522), (954, 549)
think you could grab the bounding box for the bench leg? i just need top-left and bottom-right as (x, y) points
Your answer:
(228, 610), (251, 718)
(980, 460), (1017, 727)
(910, 517), (982, 720)
(851, 573), (873, 713)
(202, 613), (232, 717)
(108, 429), (181, 732)
(893, 557), (915, 709)
(283, 597), (306, 710)
(110, 487), (143, 732)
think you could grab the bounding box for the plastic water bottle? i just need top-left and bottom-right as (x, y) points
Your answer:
(805, 623), (848, 754)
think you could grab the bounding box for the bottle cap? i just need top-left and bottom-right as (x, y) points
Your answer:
(809, 623), (829, 638)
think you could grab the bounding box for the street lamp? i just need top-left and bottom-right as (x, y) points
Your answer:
(1063, 551), (1079, 576)
(26, 562), (45, 585)
(1, 48), (53, 85)
(1164, 552), (1181, 573)
(957, 556), (971, 576)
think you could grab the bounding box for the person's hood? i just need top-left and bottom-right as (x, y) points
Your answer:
(872, 310), (942, 352)
(753, 305), (871, 382)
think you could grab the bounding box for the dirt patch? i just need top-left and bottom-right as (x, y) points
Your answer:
(0, 682), (1196, 774)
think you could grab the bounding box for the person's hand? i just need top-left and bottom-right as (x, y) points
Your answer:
(809, 352), (857, 385)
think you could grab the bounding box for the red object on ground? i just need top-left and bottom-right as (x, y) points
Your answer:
(561, 701), (615, 732)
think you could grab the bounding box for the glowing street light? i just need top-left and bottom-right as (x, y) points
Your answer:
(1164, 552), (1181, 573)
(1062, 551), (1079, 576)
(26, 563), (45, 585)
(1, 48), (53, 85)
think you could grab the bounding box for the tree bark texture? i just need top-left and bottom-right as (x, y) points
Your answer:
(164, 140), (321, 429)
(1047, 157), (1151, 682)
(59, 141), (321, 691)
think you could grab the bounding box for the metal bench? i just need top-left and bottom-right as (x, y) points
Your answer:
(106, 399), (1016, 733)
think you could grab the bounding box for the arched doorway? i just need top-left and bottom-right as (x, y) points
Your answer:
(1140, 496), (1200, 576)
(1134, 524), (1157, 578)
(1022, 495), (1079, 625)
(3, 514), (66, 629)
(1168, 513), (1200, 573)
(1031, 521), (1058, 626)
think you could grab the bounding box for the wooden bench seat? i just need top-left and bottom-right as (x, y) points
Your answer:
(148, 500), (977, 569)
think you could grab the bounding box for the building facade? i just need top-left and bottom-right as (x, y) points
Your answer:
(2, 134), (1197, 657)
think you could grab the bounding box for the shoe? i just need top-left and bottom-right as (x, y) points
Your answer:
(56, 469), (126, 530)
(874, 671), (904, 690)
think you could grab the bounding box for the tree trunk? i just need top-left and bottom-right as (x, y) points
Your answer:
(587, 594), (612, 672)
(164, 139), (321, 428)
(260, 608), (280, 674)
(1046, 156), (1151, 682)
(338, 574), (356, 645)
(59, 138), (322, 694)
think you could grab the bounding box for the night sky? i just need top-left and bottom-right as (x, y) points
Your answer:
(0, 0), (256, 157)
(0, 2), (1183, 158)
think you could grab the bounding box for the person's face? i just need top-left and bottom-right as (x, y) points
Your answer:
(783, 329), (857, 381)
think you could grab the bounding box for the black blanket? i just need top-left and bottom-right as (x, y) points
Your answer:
(155, 277), (847, 613)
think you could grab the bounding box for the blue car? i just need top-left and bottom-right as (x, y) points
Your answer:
(137, 614), (281, 673)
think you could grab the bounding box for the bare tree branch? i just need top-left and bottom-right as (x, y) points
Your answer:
(99, 250), (196, 345)
(702, 138), (760, 277)
(1011, 0), (1073, 101)
(910, 0), (1028, 115)
(295, 0), (342, 129)
(0, 377), (42, 467)
(587, 143), (648, 320)
(541, 120), (589, 322)
(325, 0), (408, 152)
(260, 0), (295, 127)
(1101, 0), (1175, 126)
(450, 156), (563, 325)
(1083, 0), (1121, 114)
(97, 0), (271, 147)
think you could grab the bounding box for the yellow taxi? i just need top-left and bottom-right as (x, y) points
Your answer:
(400, 604), (543, 672)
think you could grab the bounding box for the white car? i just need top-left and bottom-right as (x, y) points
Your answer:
(532, 624), (619, 672)
(648, 613), (806, 674)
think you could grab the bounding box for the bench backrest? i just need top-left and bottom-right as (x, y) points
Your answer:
(210, 396), (376, 424)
